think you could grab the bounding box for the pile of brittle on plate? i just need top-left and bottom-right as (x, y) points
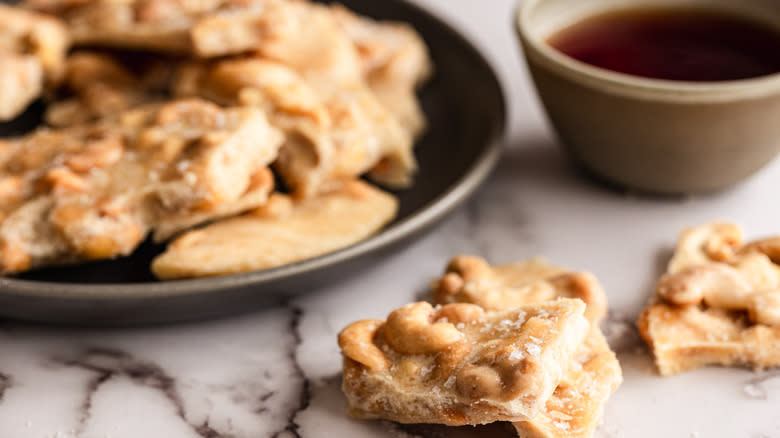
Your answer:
(0, 0), (432, 277)
(339, 255), (622, 438)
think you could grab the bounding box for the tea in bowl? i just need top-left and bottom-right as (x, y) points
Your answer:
(515, 0), (780, 194)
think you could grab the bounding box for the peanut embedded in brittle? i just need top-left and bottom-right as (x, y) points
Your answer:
(740, 237), (780, 265)
(63, 132), (124, 172)
(338, 319), (388, 371)
(0, 176), (24, 204)
(656, 264), (751, 307)
(656, 237), (780, 326)
(435, 303), (485, 325)
(384, 302), (465, 355)
(432, 255), (497, 303)
(668, 222), (743, 273)
(44, 167), (89, 195)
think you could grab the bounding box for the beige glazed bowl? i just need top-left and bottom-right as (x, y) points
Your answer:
(515, 0), (780, 194)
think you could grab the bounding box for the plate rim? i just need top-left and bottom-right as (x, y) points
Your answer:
(0, 0), (507, 301)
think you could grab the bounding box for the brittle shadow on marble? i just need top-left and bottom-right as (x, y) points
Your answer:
(498, 141), (713, 200)
(398, 422), (517, 438)
(486, 143), (594, 193)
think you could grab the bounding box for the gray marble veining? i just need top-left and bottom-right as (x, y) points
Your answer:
(0, 372), (10, 403)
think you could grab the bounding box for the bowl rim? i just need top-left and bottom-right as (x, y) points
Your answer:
(515, 0), (780, 103)
(0, 0), (508, 302)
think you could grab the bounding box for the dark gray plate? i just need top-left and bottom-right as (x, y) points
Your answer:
(0, 0), (506, 326)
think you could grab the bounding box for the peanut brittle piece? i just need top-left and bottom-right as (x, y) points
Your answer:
(324, 80), (416, 189)
(431, 255), (620, 438)
(0, 98), (282, 274)
(174, 57), (336, 198)
(433, 255), (608, 325)
(23, 0), (293, 58)
(123, 99), (282, 212)
(0, 4), (68, 120)
(255, 2), (418, 188)
(183, 48), (418, 190)
(49, 47), (419, 197)
(639, 222), (780, 375)
(330, 4), (432, 139)
(151, 180), (398, 279)
(666, 222), (743, 274)
(254, 0), (364, 84)
(338, 299), (590, 425)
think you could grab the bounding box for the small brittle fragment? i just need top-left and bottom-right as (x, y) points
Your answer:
(639, 222), (780, 375)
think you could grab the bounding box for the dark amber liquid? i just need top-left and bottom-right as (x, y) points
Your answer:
(547, 8), (780, 81)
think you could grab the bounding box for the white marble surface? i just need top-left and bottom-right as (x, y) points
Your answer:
(2, 1), (780, 437)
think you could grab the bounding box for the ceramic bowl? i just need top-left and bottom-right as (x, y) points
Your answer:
(515, 0), (780, 194)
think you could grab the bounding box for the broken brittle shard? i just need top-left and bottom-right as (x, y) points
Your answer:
(338, 298), (590, 425)
(0, 98), (282, 273)
(431, 255), (622, 438)
(152, 180), (398, 279)
(639, 222), (780, 375)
